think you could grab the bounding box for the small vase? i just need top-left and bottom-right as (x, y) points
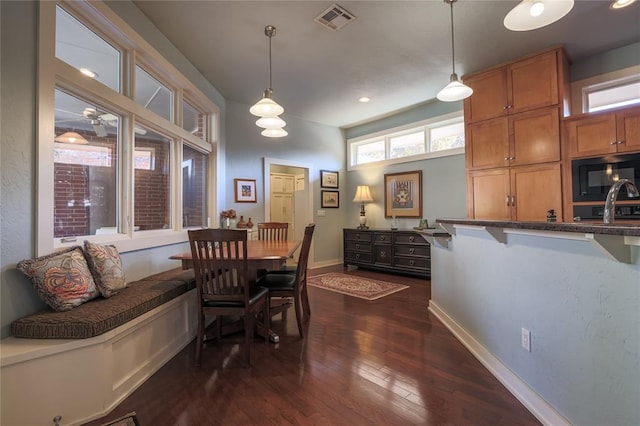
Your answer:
(237, 216), (247, 228)
(223, 217), (230, 229)
(247, 217), (254, 228)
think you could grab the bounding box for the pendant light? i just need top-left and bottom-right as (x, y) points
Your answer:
(54, 131), (88, 144)
(504, 0), (574, 32)
(437, 0), (473, 102)
(249, 25), (287, 137)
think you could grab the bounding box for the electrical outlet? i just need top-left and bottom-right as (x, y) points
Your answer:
(521, 327), (531, 352)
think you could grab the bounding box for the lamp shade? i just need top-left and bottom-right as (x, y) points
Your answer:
(54, 131), (88, 144)
(261, 128), (288, 138)
(256, 116), (286, 129)
(437, 74), (473, 102)
(249, 96), (284, 117)
(353, 185), (374, 203)
(504, 0), (574, 31)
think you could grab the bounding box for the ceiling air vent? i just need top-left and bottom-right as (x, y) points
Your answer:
(314, 4), (356, 31)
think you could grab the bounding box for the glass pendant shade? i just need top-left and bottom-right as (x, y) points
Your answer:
(54, 131), (88, 144)
(261, 128), (288, 138)
(249, 94), (284, 117)
(504, 0), (574, 31)
(256, 116), (286, 129)
(437, 74), (473, 102)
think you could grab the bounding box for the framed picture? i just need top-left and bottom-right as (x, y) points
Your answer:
(320, 170), (339, 188)
(321, 190), (339, 208)
(384, 170), (422, 218)
(234, 178), (257, 203)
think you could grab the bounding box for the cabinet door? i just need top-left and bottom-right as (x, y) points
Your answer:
(509, 51), (559, 115)
(511, 163), (562, 222)
(567, 113), (617, 158)
(466, 118), (509, 170)
(271, 193), (293, 224)
(464, 67), (508, 123)
(617, 107), (640, 153)
(467, 168), (511, 220)
(510, 107), (560, 166)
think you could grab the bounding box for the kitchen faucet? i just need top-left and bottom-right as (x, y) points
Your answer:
(603, 179), (639, 224)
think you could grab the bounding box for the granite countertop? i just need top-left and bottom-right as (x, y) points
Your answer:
(434, 219), (640, 237)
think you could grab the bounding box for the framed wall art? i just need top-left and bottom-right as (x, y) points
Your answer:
(320, 170), (339, 188)
(234, 178), (257, 203)
(384, 170), (422, 218)
(321, 190), (339, 208)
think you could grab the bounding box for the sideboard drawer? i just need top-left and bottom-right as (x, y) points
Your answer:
(393, 256), (430, 271)
(374, 232), (392, 243)
(394, 233), (428, 245)
(394, 245), (430, 258)
(345, 231), (373, 242)
(345, 241), (371, 252)
(345, 251), (373, 263)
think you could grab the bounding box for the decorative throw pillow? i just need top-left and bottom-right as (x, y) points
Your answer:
(17, 246), (99, 311)
(83, 240), (126, 298)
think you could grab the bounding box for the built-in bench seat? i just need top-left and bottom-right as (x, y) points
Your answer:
(10, 268), (195, 339)
(0, 267), (199, 426)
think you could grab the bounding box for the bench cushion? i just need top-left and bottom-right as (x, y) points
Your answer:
(11, 279), (188, 339)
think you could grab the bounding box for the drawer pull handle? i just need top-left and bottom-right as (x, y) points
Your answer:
(356, 244), (360, 249)
(409, 260), (415, 266)
(409, 248), (415, 254)
(380, 251), (387, 258)
(409, 236), (414, 242)
(610, 141), (618, 145)
(380, 236), (385, 241)
(355, 254), (360, 260)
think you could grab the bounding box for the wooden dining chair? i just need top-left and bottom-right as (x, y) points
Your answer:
(257, 222), (289, 241)
(188, 228), (270, 366)
(255, 223), (315, 338)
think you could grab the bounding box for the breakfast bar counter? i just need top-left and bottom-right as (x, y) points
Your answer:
(423, 218), (639, 426)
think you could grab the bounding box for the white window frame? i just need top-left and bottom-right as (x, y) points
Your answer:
(571, 65), (640, 114)
(38, 1), (220, 256)
(347, 111), (465, 171)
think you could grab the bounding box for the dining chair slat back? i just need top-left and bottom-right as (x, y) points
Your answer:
(257, 222), (289, 241)
(188, 228), (269, 366)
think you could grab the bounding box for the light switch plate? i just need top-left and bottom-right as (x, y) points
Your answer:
(317, 210), (326, 217)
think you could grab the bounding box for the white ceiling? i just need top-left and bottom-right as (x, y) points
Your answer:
(131, 0), (640, 128)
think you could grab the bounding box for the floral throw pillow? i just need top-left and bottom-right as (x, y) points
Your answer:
(83, 240), (126, 298)
(17, 246), (99, 311)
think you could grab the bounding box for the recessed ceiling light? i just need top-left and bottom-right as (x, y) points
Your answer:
(80, 67), (98, 78)
(611, 0), (636, 9)
(359, 97), (371, 103)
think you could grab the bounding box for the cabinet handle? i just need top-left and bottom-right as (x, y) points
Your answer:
(409, 260), (415, 266)
(505, 156), (510, 161)
(409, 236), (414, 242)
(355, 254), (360, 260)
(380, 251), (387, 258)
(355, 244), (360, 249)
(610, 141), (618, 145)
(617, 140), (625, 145)
(503, 104), (513, 110)
(506, 195), (511, 207)
(409, 248), (415, 254)
(380, 236), (385, 241)
(511, 195), (516, 206)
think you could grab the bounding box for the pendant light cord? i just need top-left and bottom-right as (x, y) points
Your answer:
(449, 0), (456, 75)
(268, 30), (273, 91)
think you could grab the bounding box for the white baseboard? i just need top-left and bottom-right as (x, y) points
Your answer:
(428, 301), (570, 426)
(309, 258), (343, 269)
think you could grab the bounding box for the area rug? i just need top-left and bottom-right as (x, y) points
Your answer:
(99, 412), (140, 426)
(307, 272), (409, 300)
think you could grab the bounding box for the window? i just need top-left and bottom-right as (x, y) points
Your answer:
(135, 65), (173, 121)
(586, 80), (640, 112)
(348, 112), (464, 168)
(39, 2), (219, 254)
(55, 6), (120, 92)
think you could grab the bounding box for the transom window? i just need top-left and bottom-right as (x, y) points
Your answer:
(586, 79), (640, 112)
(348, 113), (465, 169)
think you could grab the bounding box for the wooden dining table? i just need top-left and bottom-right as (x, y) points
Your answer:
(170, 239), (301, 279)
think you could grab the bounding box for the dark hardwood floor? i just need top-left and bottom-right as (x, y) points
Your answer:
(85, 265), (540, 426)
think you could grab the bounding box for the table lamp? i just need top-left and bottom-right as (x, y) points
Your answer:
(353, 185), (374, 229)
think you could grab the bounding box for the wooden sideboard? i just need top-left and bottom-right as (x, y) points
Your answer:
(343, 228), (431, 278)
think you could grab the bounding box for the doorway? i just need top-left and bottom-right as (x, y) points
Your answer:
(263, 158), (313, 262)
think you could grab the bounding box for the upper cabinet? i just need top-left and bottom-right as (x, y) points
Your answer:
(566, 106), (640, 158)
(463, 49), (566, 124)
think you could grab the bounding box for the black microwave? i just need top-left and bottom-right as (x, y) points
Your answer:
(572, 153), (640, 202)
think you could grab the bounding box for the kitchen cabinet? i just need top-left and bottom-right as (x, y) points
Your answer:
(464, 49), (563, 124)
(343, 229), (430, 278)
(567, 106), (640, 158)
(467, 163), (562, 221)
(270, 173), (294, 193)
(466, 107), (560, 170)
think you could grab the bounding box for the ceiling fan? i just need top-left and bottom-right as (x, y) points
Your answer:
(55, 107), (147, 136)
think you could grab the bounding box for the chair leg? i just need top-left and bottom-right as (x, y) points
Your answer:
(196, 312), (204, 366)
(294, 293), (304, 338)
(243, 312), (252, 366)
(301, 284), (311, 322)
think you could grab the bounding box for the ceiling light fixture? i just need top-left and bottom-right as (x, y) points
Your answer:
(437, 0), (473, 103)
(54, 131), (88, 144)
(80, 67), (98, 78)
(358, 97), (371, 103)
(249, 25), (287, 138)
(504, 0), (574, 31)
(610, 0), (636, 9)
